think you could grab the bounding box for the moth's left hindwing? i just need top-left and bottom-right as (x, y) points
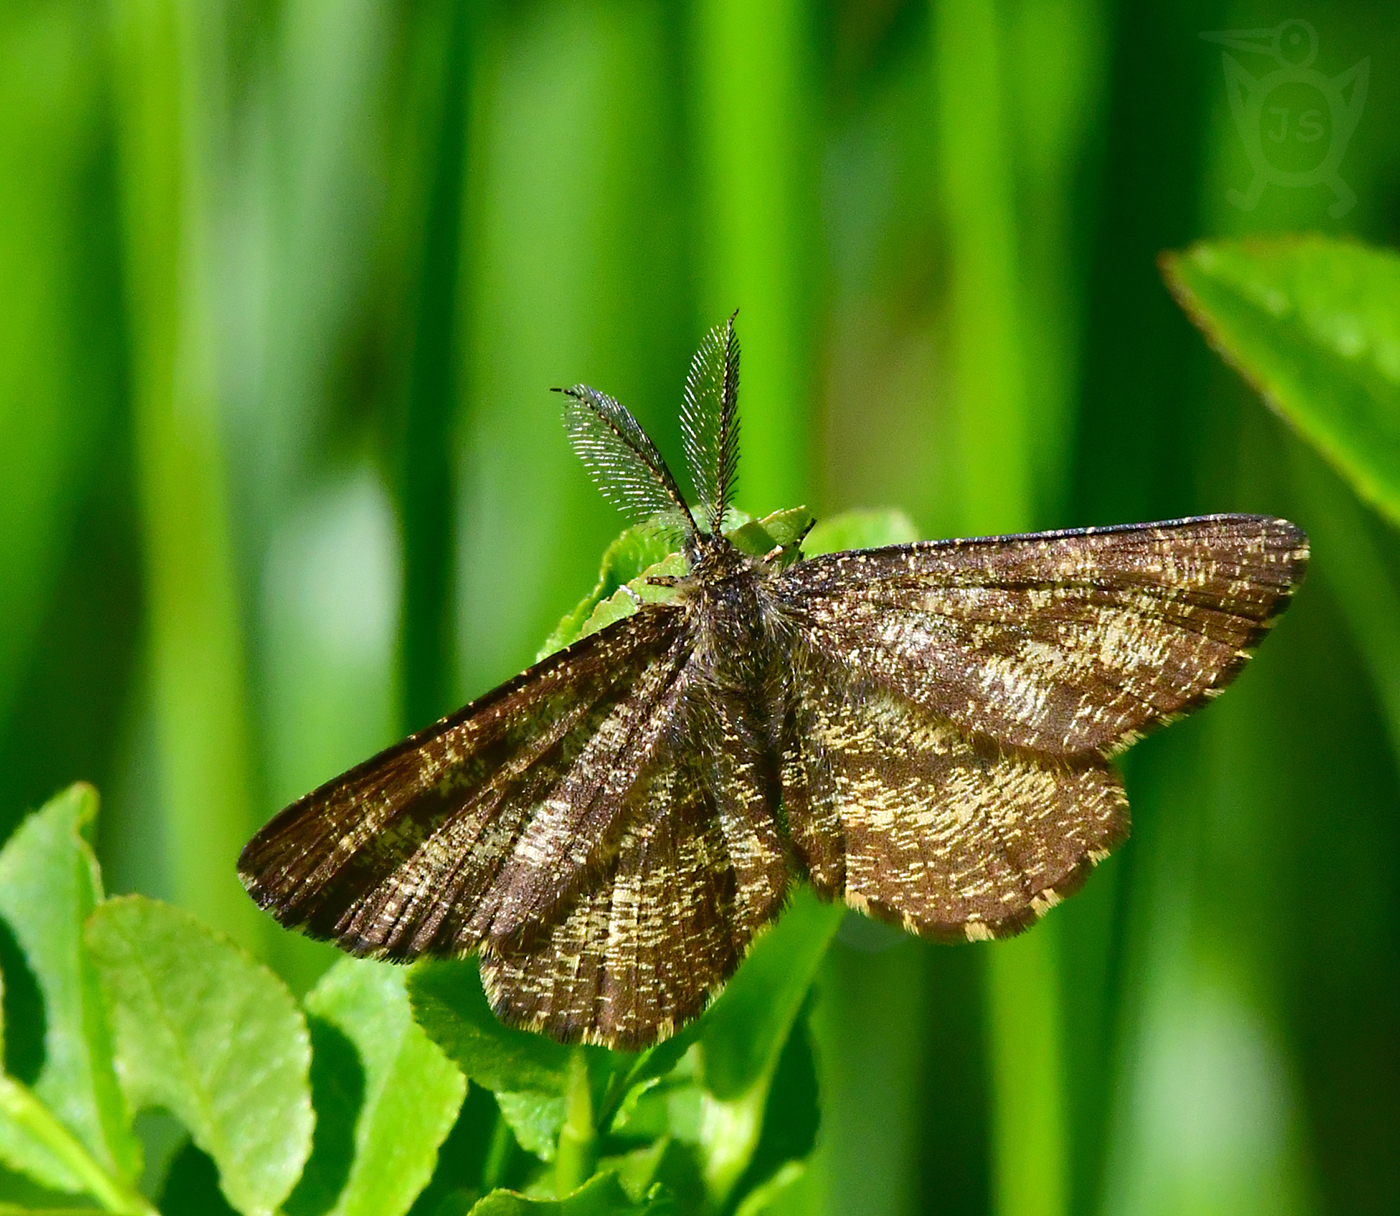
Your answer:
(482, 690), (790, 1050)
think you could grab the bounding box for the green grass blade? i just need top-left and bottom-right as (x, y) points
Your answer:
(106, 0), (262, 952)
(933, 7), (1067, 1216)
(458, 2), (685, 698)
(397, 0), (472, 734)
(933, 0), (1031, 538)
(691, 0), (816, 513)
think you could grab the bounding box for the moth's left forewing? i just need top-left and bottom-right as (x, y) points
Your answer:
(778, 514), (1308, 757)
(237, 606), (688, 958)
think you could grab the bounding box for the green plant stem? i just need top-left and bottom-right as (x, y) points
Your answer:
(480, 1108), (514, 1194)
(0, 1076), (157, 1216)
(554, 1048), (596, 1196)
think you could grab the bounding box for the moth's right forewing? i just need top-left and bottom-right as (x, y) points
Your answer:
(237, 606), (686, 958)
(778, 514), (1308, 756)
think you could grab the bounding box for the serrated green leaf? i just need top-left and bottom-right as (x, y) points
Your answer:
(493, 1092), (565, 1163)
(569, 553), (687, 646)
(285, 1016), (361, 1216)
(727, 507), (814, 558)
(468, 1170), (658, 1215)
(537, 524), (679, 660)
(408, 968), (631, 1180)
(0, 785), (139, 1188)
(84, 897), (312, 1216)
(408, 961), (587, 1096)
(1163, 237), (1400, 526)
(291, 959), (465, 1216)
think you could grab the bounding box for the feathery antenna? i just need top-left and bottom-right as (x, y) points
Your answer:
(681, 312), (741, 535)
(555, 385), (697, 535)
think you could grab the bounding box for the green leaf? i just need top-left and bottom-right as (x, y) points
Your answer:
(0, 1072), (155, 1214)
(803, 508), (919, 556)
(697, 889), (842, 1103)
(0, 785), (139, 1187)
(493, 1092), (565, 1163)
(731, 1160), (807, 1216)
(688, 891), (842, 1204)
(158, 1139), (239, 1216)
(566, 553), (686, 649)
(290, 959), (466, 1216)
(408, 967), (623, 1178)
(536, 524), (678, 660)
(84, 896), (312, 1216)
(467, 1170), (659, 1215)
(599, 1137), (703, 1212)
(1162, 236), (1400, 526)
(726, 507), (815, 558)
(408, 961), (579, 1096)
(723, 1010), (819, 1207)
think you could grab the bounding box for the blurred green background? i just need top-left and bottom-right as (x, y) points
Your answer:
(1, 1), (1397, 1213)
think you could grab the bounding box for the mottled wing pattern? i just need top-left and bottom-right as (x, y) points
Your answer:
(775, 514), (1306, 940)
(482, 690), (790, 1049)
(238, 606), (690, 960)
(780, 661), (1128, 941)
(779, 515), (1309, 757)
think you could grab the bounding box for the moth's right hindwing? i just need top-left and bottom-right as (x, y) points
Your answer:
(780, 654), (1129, 942)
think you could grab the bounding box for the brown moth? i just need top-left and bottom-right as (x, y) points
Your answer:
(239, 316), (1309, 1050)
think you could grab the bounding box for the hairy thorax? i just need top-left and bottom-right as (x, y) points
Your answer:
(678, 534), (793, 709)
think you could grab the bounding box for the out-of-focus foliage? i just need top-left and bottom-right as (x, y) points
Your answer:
(1, 2), (1398, 1215)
